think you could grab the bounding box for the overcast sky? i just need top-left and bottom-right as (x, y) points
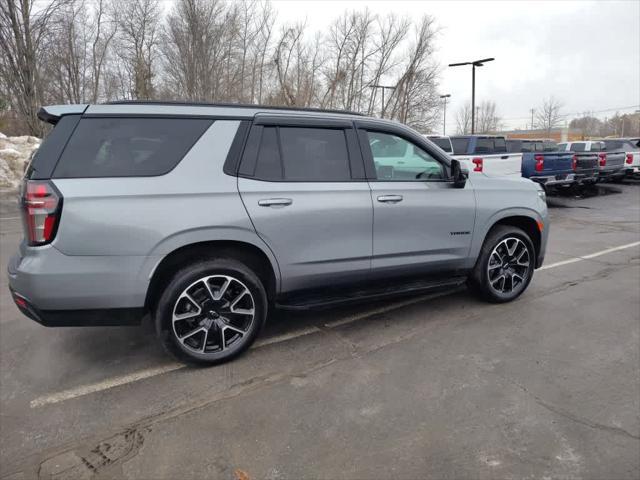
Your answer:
(272, 0), (640, 133)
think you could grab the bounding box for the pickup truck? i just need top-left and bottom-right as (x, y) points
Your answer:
(603, 138), (640, 178)
(507, 139), (576, 190)
(557, 140), (626, 182)
(450, 135), (522, 177)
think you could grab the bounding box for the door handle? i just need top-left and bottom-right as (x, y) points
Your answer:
(377, 195), (403, 204)
(258, 198), (293, 207)
(501, 155), (509, 159)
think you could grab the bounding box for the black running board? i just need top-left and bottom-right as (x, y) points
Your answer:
(276, 276), (467, 311)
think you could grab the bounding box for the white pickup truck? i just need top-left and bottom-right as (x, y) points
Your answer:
(449, 135), (522, 177)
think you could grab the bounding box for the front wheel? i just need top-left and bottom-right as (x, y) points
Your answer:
(468, 226), (535, 303)
(155, 258), (268, 365)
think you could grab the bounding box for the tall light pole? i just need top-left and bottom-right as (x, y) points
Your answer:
(448, 57), (494, 134)
(440, 94), (451, 135)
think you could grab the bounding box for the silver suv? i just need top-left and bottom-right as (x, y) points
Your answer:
(8, 102), (549, 365)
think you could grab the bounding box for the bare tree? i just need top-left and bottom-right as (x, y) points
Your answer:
(536, 96), (563, 135)
(113, 0), (161, 99)
(455, 103), (472, 134)
(366, 14), (409, 115)
(0, 0), (71, 135)
(569, 113), (601, 139)
(476, 100), (501, 133)
(384, 15), (439, 131)
(1, 1), (446, 136)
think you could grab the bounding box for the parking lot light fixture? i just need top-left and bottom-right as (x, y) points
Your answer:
(448, 57), (495, 134)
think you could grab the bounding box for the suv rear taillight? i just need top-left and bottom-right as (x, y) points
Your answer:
(20, 180), (62, 246)
(571, 154), (578, 171)
(598, 152), (607, 167)
(626, 153), (633, 165)
(534, 154), (544, 172)
(472, 157), (483, 172)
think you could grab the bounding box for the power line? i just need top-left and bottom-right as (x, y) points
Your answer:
(501, 104), (640, 121)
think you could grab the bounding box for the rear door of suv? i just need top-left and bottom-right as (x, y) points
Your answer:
(237, 115), (372, 293)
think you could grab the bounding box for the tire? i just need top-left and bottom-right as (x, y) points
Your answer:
(468, 225), (535, 303)
(155, 258), (268, 365)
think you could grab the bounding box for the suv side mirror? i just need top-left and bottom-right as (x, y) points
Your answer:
(451, 159), (468, 188)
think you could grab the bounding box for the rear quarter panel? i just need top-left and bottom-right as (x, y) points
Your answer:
(51, 120), (279, 288)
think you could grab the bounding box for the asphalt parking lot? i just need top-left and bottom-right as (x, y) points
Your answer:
(0, 182), (639, 480)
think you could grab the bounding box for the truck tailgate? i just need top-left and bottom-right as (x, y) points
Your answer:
(540, 151), (573, 173)
(453, 153), (522, 177)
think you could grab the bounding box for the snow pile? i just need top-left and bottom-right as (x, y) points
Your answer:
(0, 132), (41, 189)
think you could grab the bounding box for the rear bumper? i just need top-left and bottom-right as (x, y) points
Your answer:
(7, 245), (152, 326)
(598, 167), (625, 180)
(9, 289), (142, 326)
(530, 173), (575, 187)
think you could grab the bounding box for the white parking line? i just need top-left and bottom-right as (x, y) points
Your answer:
(0, 216), (21, 221)
(30, 363), (184, 408)
(29, 240), (640, 408)
(539, 241), (640, 271)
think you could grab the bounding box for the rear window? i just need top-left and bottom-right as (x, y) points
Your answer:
(494, 137), (507, 153)
(429, 137), (452, 153)
(570, 142), (586, 152)
(543, 142), (558, 152)
(589, 142), (604, 152)
(53, 117), (212, 178)
(475, 138), (493, 154)
(451, 137), (470, 155)
(604, 140), (624, 150)
(506, 140), (522, 153)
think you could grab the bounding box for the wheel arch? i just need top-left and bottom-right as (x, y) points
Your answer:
(486, 214), (541, 262)
(145, 240), (279, 312)
(472, 208), (543, 268)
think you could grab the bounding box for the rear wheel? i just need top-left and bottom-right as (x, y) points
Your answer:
(469, 226), (535, 303)
(155, 258), (267, 365)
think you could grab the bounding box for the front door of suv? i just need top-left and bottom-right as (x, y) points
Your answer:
(237, 116), (372, 293)
(357, 124), (476, 278)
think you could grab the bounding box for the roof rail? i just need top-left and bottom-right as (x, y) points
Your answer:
(104, 100), (365, 116)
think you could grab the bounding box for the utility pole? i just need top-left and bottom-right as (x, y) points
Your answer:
(440, 94), (451, 135)
(449, 57), (494, 134)
(530, 108), (535, 131)
(370, 84), (396, 119)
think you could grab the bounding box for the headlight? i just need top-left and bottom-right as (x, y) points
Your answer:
(537, 189), (546, 203)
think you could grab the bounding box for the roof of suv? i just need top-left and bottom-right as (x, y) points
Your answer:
(39, 101), (372, 124)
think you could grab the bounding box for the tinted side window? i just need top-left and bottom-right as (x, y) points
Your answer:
(27, 114), (81, 180)
(571, 143), (586, 152)
(451, 137), (470, 155)
(53, 117), (212, 178)
(279, 127), (351, 181)
(254, 127), (282, 180)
